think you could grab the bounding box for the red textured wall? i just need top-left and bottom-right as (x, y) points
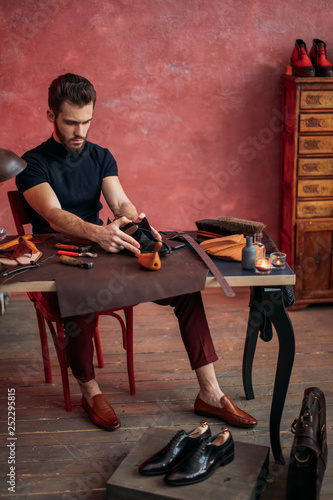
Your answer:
(1, 0), (333, 242)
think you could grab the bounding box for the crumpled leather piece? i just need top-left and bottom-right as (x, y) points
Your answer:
(0, 234), (33, 251)
(0, 234), (43, 265)
(199, 234), (246, 261)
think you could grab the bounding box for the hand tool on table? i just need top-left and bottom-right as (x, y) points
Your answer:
(57, 250), (98, 258)
(55, 243), (93, 252)
(59, 255), (94, 269)
(0, 262), (41, 277)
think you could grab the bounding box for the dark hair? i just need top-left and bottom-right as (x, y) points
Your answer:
(48, 73), (96, 115)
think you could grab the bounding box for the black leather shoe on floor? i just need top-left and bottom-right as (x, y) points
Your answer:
(164, 427), (234, 486)
(139, 421), (211, 476)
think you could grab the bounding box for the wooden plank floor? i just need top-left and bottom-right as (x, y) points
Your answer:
(0, 289), (332, 499)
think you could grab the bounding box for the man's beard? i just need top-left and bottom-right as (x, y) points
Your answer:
(54, 121), (87, 154)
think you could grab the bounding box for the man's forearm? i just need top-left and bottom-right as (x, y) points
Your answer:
(115, 202), (139, 222)
(45, 207), (100, 240)
(44, 205), (141, 252)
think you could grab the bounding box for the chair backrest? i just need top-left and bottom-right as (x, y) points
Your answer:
(7, 190), (30, 236)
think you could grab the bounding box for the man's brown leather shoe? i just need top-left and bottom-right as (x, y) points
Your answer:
(82, 394), (121, 431)
(194, 394), (257, 428)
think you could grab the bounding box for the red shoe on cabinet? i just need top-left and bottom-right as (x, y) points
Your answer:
(310, 39), (333, 77)
(291, 39), (315, 77)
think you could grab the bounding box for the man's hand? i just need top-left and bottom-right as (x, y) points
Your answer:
(93, 217), (141, 255)
(135, 212), (162, 241)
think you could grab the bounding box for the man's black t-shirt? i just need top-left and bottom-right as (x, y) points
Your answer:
(16, 136), (118, 233)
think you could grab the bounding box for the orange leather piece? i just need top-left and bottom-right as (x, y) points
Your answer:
(199, 234), (246, 262)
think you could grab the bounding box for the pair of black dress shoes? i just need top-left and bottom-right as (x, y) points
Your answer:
(139, 421), (234, 486)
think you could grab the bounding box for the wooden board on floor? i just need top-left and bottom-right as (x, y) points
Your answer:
(106, 426), (270, 500)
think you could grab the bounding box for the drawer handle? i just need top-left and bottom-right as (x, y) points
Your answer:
(305, 117), (321, 128)
(302, 184), (319, 194)
(300, 162), (319, 173)
(305, 95), (322, 105)
(303, 140), (320, 150)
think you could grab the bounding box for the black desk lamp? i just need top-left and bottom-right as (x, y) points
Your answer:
(0, 149), (27, 240)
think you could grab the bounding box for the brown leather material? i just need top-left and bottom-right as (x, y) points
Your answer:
(82, 394), (121, 431)
(56, 243), (208, 317)
(0, 234), (208, 318)
(0, 234), (49, 251)
(199, 234), (246, 262)
(12, 238), (42, 263)
(194, 394), (257, 428)
(0, 234), (50, 265)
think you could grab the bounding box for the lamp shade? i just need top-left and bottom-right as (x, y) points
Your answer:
(0, 149), (27, 182)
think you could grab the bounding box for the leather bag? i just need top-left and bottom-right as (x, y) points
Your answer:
(286, 387), (327, 500)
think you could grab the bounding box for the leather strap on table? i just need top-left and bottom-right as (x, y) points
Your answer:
(181, 234), (235, 297)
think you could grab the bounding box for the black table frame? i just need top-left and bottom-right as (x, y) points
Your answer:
(242, 285), (295, 464)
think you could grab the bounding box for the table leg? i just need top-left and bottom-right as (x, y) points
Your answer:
(243, 286), (295, 464)
(267, 287), (295, 464)
(243, 288), (275, 399)
(242, 288), (261, 400)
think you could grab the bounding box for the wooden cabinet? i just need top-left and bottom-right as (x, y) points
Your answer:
(279, 75), (333, 309)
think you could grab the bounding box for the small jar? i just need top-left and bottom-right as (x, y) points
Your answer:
(253, 232), (266, 258)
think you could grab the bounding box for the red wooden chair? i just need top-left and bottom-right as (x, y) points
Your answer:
(7, 191), (136, 411)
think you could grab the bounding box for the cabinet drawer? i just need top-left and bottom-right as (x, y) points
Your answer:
(297, 199), (333, 218)
(300, 90), (333, 109)
(299, 136), (333, 154)
(297, 179), (333, 197)
(298, 158), (333, 176)
(299, 113), (333, 132)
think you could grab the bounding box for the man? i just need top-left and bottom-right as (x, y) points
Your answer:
(16, 73), (256, 431)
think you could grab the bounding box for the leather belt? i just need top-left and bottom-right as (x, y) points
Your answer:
(181, 234), (235, 298)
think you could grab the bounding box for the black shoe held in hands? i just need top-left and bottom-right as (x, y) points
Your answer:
(139, 421), (211, 476)
(120, 217), (171, 255)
